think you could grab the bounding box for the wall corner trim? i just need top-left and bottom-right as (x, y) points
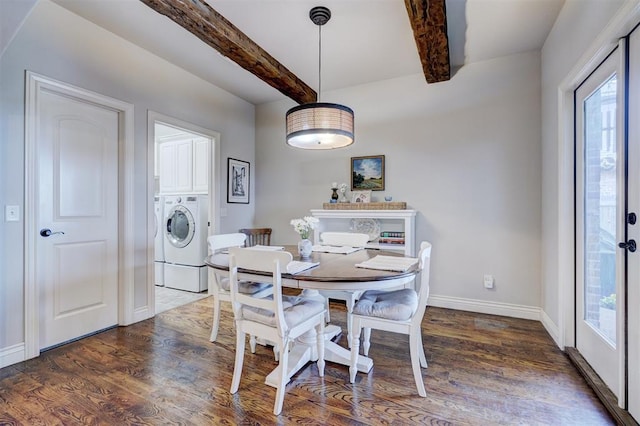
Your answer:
(540, 309), (561, 348)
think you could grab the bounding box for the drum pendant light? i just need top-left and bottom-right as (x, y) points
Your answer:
(286, 6), (354, 150)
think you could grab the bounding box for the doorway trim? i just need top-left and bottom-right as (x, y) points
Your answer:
(24, 72), (135, 359)
(556, 1), (640, 407)
(147, 110), (221, 315)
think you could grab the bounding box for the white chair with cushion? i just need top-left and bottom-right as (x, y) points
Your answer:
(207, 233), (273, 354)
(228, 247), (326, 415)
(349, 241), (432, 397)
(318, 232), (369, 346)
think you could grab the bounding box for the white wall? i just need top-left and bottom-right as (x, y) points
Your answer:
(541, 0), (627, 343)
(0, 0), (256, 353)
(256, 51), (542, 311)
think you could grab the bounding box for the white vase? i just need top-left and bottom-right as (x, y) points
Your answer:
(298, 238), (313, 258)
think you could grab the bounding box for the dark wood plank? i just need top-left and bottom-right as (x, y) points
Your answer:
(139, 0), (317, 105)
(404, 0), (451, 83)
(0, 299), (614, 424)
(566, 347), (639, 425)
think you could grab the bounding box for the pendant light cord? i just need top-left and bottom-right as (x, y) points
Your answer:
(318, 24), (322, 102)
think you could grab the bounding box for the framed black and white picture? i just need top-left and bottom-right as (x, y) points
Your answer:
(227, 158), (250, 204)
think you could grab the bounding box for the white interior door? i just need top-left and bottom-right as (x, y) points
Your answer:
(575, 47), (623, 399)
(627, 28), (640, 421)
(37, 88), (119, 350)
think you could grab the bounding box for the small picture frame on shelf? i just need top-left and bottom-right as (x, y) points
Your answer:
(351, 190), (372, 203)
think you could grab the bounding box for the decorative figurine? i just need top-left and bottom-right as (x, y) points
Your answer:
(331, 182), (339, 202)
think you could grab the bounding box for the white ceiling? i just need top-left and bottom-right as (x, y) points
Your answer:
(23, 0), (564, 105)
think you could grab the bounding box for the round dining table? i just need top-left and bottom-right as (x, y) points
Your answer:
(205, 245), (419, 388)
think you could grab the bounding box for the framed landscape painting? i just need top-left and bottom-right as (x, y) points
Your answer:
(227, 158), (250, 204)
(351, 155), (385, 191)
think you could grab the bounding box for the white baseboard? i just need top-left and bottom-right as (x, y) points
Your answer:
(428, 294), (541, 321)
(1, 343), (25, 369)
(132, 306), (153, 324)
(540, 309), (561, 348)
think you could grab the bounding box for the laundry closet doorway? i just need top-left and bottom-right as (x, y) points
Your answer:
(147, 112), (220, 314)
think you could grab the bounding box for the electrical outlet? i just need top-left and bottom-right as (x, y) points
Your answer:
(483, 274), (494, 289)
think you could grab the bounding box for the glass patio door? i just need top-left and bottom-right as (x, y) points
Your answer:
(575, 47), (623, 399)
(627, 28), (640, 420)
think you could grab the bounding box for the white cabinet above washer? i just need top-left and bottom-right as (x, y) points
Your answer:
(158, 138), (209, 194)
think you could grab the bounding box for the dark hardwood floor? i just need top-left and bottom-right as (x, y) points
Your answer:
(0, 297), (613, 425)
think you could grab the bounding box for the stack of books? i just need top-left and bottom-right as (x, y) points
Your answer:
(378, 231), (405, 245)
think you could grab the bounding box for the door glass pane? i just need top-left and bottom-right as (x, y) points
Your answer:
(583, 74), (617, 345)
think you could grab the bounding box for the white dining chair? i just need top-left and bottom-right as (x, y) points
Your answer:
(318, 232), (369, 347)
(228, 247), (326, 415)
(207, 233), (274, 355)
(349, 241), (432, 397)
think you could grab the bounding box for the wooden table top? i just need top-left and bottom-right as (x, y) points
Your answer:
(205, 245), (418, 284)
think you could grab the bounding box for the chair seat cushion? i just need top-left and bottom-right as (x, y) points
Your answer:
(352, 288), (418, 321)
(241, 295), (325, 328)
(219, 277), (271, 294)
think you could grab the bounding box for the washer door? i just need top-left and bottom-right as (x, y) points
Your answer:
(165, 205), (195, 248)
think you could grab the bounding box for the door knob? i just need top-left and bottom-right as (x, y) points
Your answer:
(40, 228), (65, 237)
(628, 212), (637, 225)
(618, 239), (636, 252)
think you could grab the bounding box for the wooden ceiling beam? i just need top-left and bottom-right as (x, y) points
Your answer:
(140, 0), (316, 104)
(404, 0), (451, 83)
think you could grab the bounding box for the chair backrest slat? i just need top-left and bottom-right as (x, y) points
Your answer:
(414, 241), (432, 324)
(229, 247), (293, 333)
(239, 228), (272, 247)
(208, 233), (246, 253)
(207, 233), (248, 293)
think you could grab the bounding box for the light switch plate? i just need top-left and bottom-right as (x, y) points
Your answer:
(5, 205), (19, 222)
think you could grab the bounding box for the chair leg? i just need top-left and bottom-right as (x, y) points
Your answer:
(363, 327), (371, 357)
(249, 335), (257, 354)
(346, 294), (356, 348)
(409, 331), (427, 397)
(273, 344), (280, 362)
(316, 320), (325, 377)
(324, 298), (331, 323)
(209, 296), (221, 342)
(230, 331), (246, 394)
(349, 319), (361, 383)
(274, 339), (289, 415)
(418, 331), (427, 368)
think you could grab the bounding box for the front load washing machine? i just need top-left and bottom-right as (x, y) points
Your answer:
(163, 195), (208, 292)
(154, 196), (164, 286)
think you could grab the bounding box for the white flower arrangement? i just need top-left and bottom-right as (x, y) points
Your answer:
(290, 216), (319, 240)
(339, 183), (348, 202)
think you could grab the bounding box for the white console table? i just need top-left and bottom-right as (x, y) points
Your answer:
(310, 209), (417, 256)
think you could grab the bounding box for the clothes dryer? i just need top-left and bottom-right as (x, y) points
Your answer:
(154, 196), (164, 286)
(163, 195), (208, 292)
